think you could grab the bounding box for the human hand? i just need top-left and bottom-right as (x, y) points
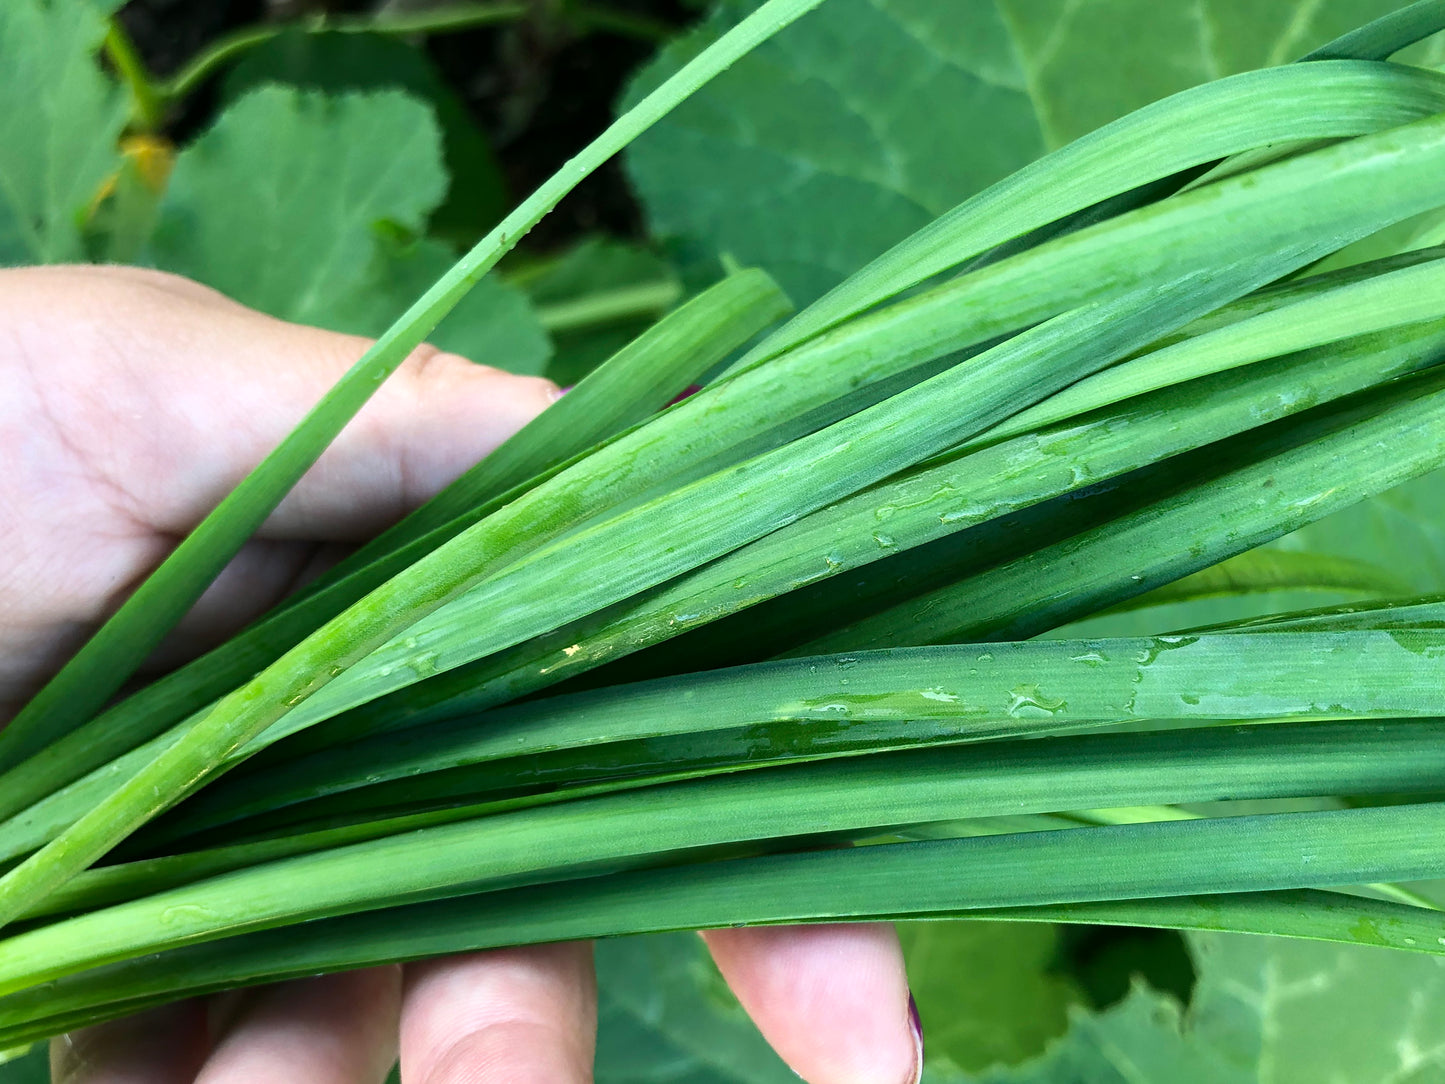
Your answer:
(0, 266), (922, 1084)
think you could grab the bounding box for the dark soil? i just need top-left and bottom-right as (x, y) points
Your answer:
(115, 0), (702, 248)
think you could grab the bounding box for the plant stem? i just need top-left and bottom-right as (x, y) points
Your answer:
(534, 279), (684, 333)
(103, 20), (166, 132)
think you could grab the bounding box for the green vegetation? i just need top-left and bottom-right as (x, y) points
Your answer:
(6, 0), (1445, 1079)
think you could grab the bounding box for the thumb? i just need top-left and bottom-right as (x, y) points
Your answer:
(27, 265), (561, 541)
(263, 344), (562, 542)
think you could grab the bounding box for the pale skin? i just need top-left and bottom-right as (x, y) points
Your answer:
(0, 265), (921, 1084)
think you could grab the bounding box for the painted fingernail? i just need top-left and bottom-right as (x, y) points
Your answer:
(907, 992), (925, 1084)
(666, 383), (704, 407)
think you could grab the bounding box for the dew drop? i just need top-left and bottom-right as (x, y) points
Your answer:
(1005, 684), (1066, 718)
(160, 903), (219, 926)
(407, 651), (441, 678)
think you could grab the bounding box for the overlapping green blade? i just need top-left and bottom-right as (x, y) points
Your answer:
(1203, 594), (1445, 632)
(4, 720), (1445, 997)
(1099, 550), (1412, 614)
(8, 1), (1445, 1050)
(158, 627), (1445, 841)
(306, 330), (1445, 744)
(9, 60), (1445, 793)
(0, 267), (790, 824)
(0, 0), (830, 773)
(737, 61), (1445, 363)
(1304, 0), (1445, 61)
(8, 315), (1443, 870)
(2, 178), (1363, 924)
(979, 252), (1445, 445)
(5, 803), (1445, 1048)
(254, 114), (1445, 740)
(801, 363), (1445, 654)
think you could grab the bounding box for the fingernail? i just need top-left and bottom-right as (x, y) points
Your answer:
(666, 383), (703, 407)
(552, 384), (571, 401)
(907, 993), (925, 1084)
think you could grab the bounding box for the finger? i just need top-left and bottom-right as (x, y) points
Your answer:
(6, 265), (559, 541)
(702, 923), (921, 1084)
(193, 967), (400, 1084)
(399, 943), (595, 1084)
(51, 1000), (209, 1084)
(252, 345), (561, 542)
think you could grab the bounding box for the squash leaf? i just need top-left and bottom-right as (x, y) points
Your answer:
(150, 85), (550, 375)
(595, 932), (796, 1084)
(951, 931), (1445, 1083)
(593, 928), (1445, 1084)
(902, 921), (1086, 1074)
(220, 28), (509, 244)
(622, 0), (1416, 306)
(0, 0), (127, 265)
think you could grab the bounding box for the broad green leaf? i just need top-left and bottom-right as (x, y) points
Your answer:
(623, 0), (1414, 305)
(901, 921), (1084, 1074)
(951, 932), (1445, 1083)
(221, 28), (509, 241)
(693, 62), (1445, 369)
(623, 0), (1045, 304)
(1181, 931), (1445, 1083)
(152, 83), (548, 374)
(594, 933), (796, 1084)
(941, 983), (1217, 1084)
(150, 86), (447, 330)
(1275, 473), (1445, 594)
(999, 0), (1426, 143)
(326, 233), (551, 377)
(0, 1045), (45, 1084)
(0, 0), (126, 264)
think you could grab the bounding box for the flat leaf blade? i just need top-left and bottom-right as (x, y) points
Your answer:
(151, 86), (448, 329)
(0, 0), (126, 264)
